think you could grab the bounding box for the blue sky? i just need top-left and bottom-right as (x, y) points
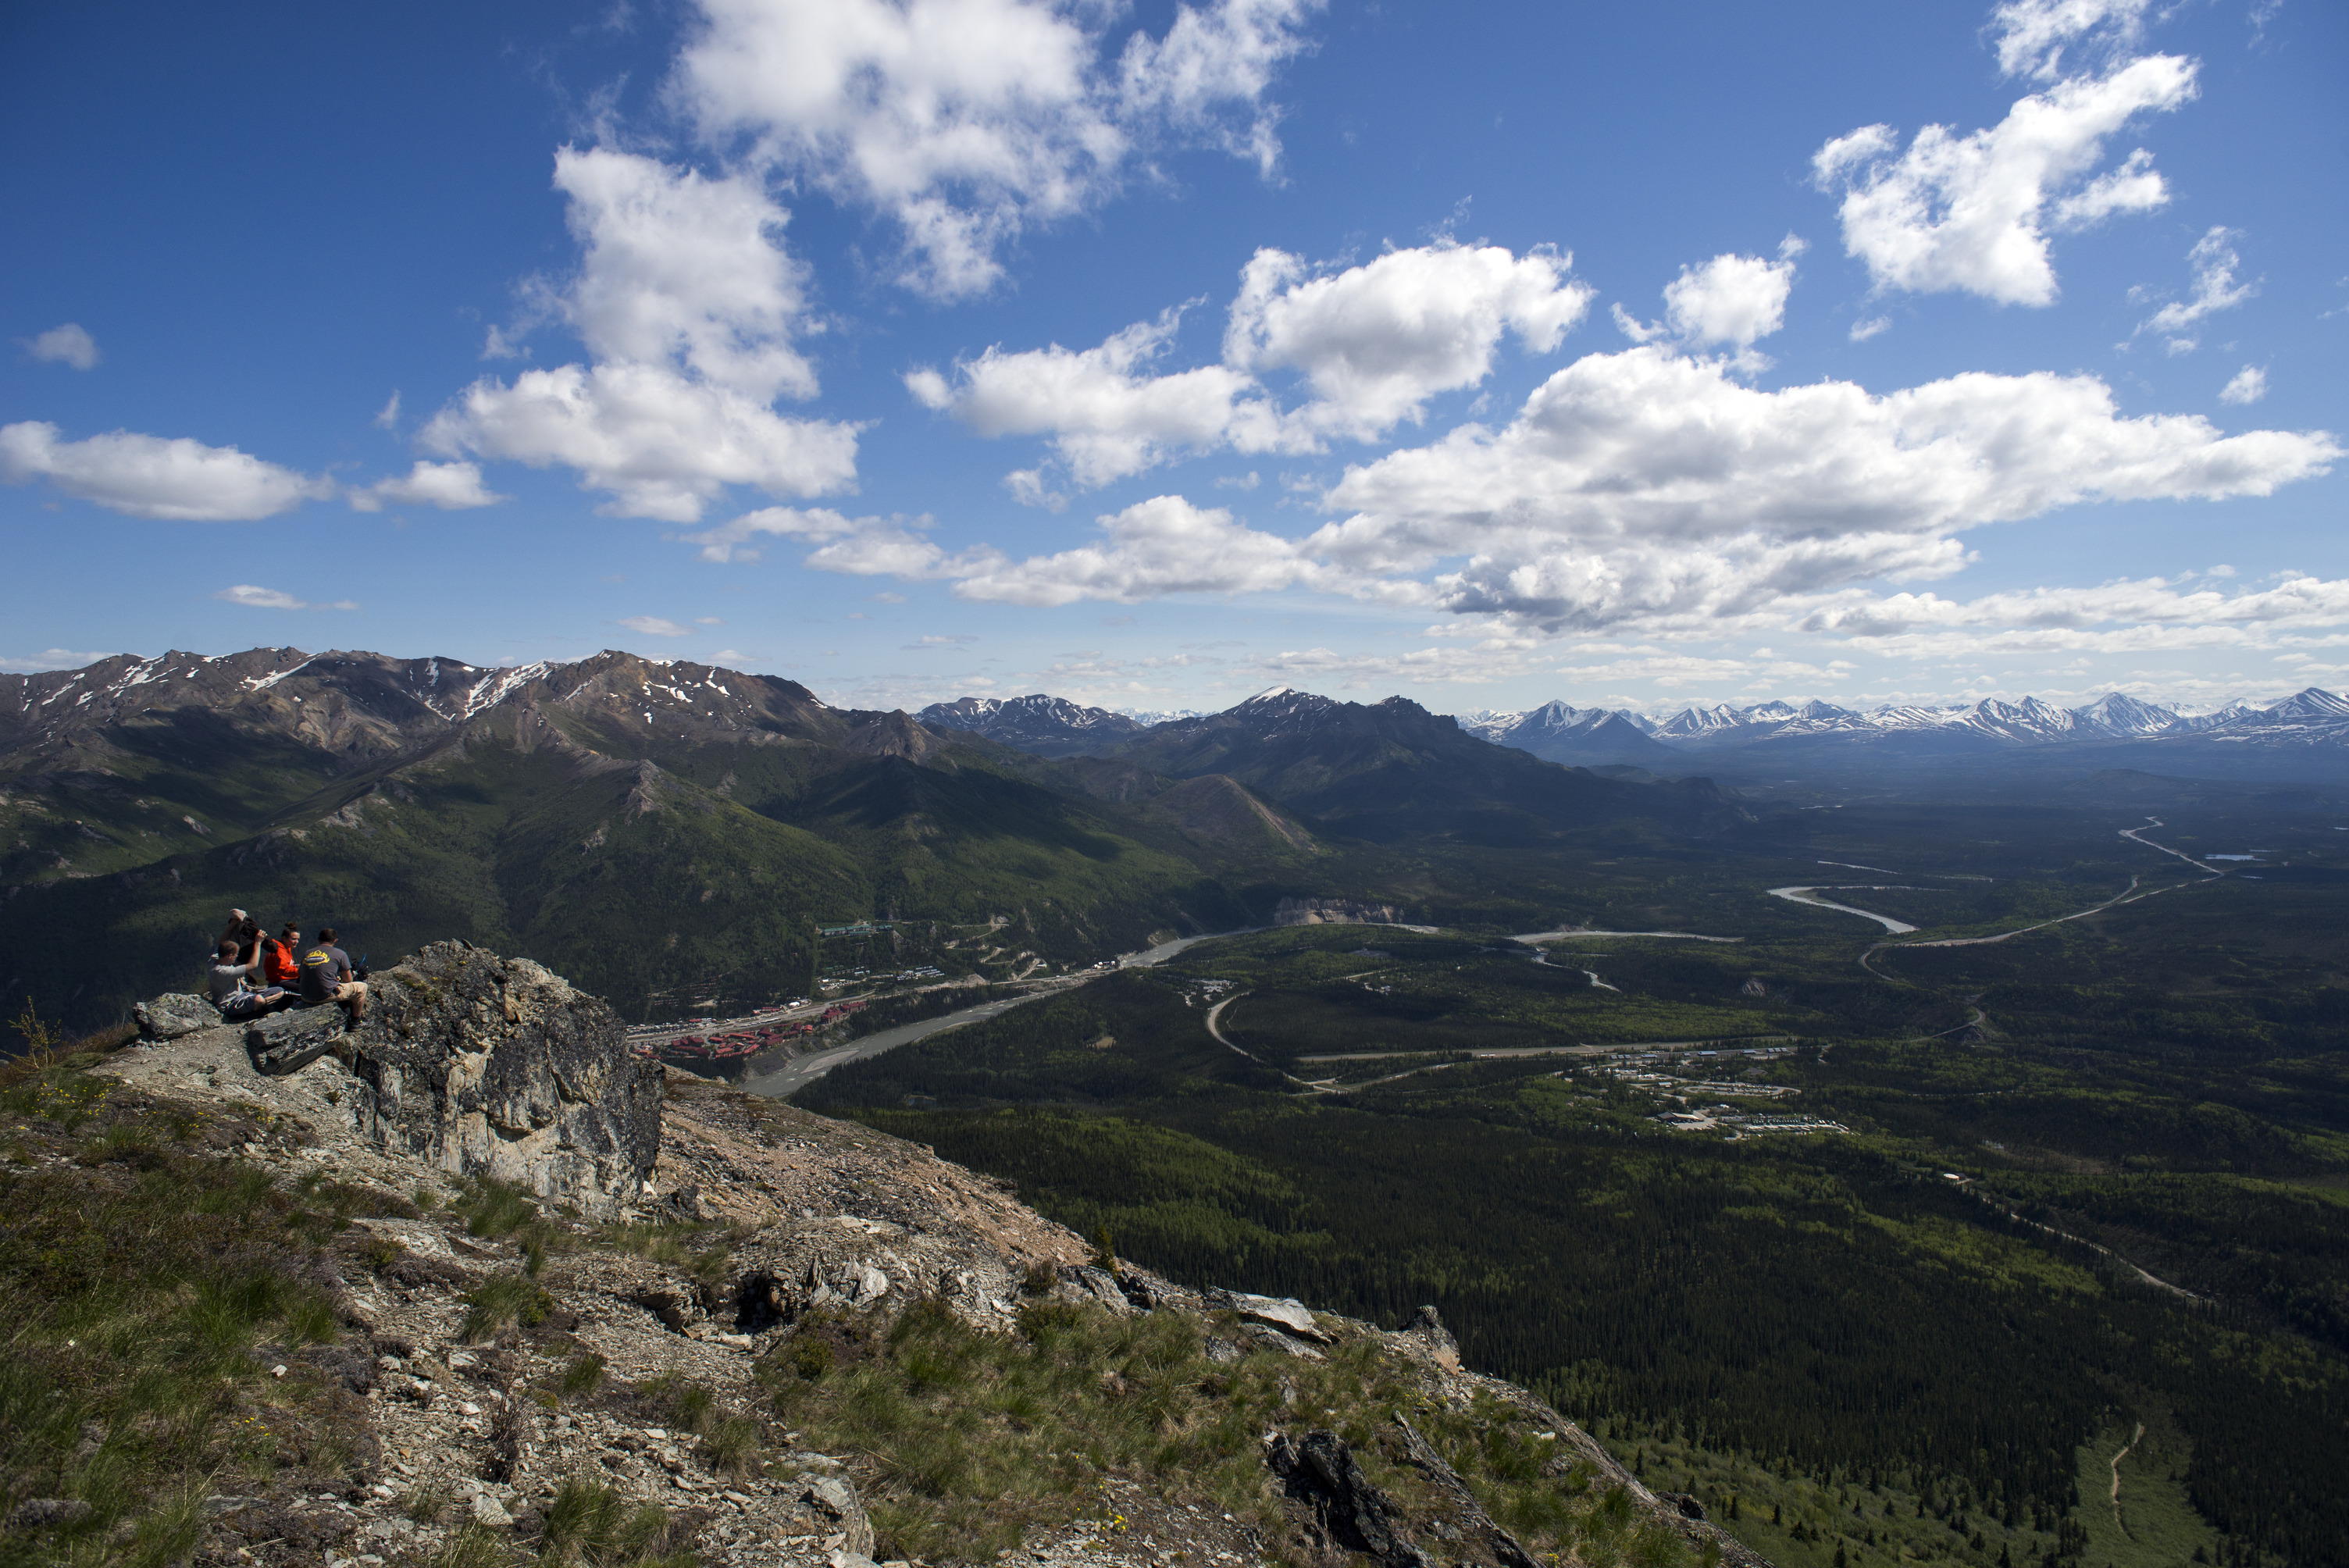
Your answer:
(3, 0), (2344, 718)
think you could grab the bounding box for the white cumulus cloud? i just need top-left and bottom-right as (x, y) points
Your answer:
(348, 461), (508, 512)
(22, 323), (100, 370)
(1223, 243), (1595, 433)
(2138, 226), (2255, 346)
(1800, 572), (2349, 638)
(554, 145), (818, 402)
(672, 0), (1320, 298)
(1306, 346), (2339, 633)
(914, 308), (1269, 488)
(1989, 0), (2150, 81)
(954, 494), (1311, 604)
(422, 362), (859, 522)
(618, 615), (693, 636)
(1813, 52), (2195, 306)
(681, 506), (1003, 583)
(426, 149), (857, 521)
(911, 241), (1592, 486)
(2219, 365), (2268, 405)
(215, 585), (333, 611)
(1620, 244), (1802, 354)
(868, 346), (2341, 634)
(0, 422), (332, 521)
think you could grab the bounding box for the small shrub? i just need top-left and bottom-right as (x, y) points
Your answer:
(462, 1274), (554, 1341)
(538, 1476), (683, 1566)
(637, 1374), (718, 1436)
(283, 1292), (340, 1345)
(429, 1520), (512, 1568)
(705, 1416), (762, 1478)
(783, 1335), (833, 1381)
(559, 1352), (608, 1399)
(462, 1177), (539, 1238)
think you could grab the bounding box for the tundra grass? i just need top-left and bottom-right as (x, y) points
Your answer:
(756, 1293), (1696, 1566)
(0, 1043), (402, 1567)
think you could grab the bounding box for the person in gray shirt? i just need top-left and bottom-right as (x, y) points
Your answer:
(298, 926), (367, 1023)
(209, 939), (289, 1017)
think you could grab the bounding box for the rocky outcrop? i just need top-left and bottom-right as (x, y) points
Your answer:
(721, 1212), (1027, 1338)
(1274, 896), (1420, 927)
(1268, 1430), (1434, 1566)
(133, 942), (661, 1217)
(92, 979), (1780, 1568)
(342, 943), (661, 1216)
(134, 992), (219, 1040)
(247, 1005), (351, 1074)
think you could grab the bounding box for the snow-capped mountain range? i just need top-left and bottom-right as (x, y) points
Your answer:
(1457, 688), (2349, 759)
(916, 682), (2349, 777)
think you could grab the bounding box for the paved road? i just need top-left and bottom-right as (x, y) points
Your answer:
(1296, 1036), (1794, 1063)
(1510, 928), (1742, 943)
(731, 911), (1816, 1101)
(736, 985), (1081, 1099)
(1766, 886), (1921, 935)
(737, 921), (1289, 1099)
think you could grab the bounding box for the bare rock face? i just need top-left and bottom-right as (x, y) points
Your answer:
(1267, 1431), (1435, 1567)
(135, 992), (219, 1040)
(341, 942), (662, 1216)
(1273, 896), (1417, 927)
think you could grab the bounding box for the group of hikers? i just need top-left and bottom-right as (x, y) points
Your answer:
(208, 907), (367, 1025)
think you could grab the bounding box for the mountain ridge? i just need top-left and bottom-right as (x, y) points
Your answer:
(6, 648), (1727, 1031)
(1456, 686), (2349, 772)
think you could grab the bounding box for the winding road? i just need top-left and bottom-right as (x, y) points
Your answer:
(740, 923), (1279, 1098)
(1762, 818), (2234, 979)
(745, 819), (2228, 1099)
(1511, 928), (1742, 943)
(1767, 886), (1922, 935)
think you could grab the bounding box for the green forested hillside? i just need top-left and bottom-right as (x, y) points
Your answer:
(798, 853), (2349, 1568)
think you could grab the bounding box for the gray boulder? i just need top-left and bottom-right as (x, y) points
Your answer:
(245, 1006), (349, 1075)
(1224, 1289), (1331, 1342)
(1267, 1430), (1433, 1566)
(802, 1476), (875, 1557)
(340, 943), (662, 1217)
(134, 992), (218, 1040)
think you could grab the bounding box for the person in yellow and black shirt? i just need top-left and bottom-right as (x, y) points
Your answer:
(298, 926), (367, 1024)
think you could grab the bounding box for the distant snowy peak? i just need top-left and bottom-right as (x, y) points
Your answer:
(1656, 703), (1745, 739)
(914, 692), (1145, 756)
(1457, 701), (1683, 765)
(2073, 692), (2180, 736)
(1463, 688), (2349, 753)
(1232, 686), (1341, 727)
(1955, 695), (2082, 741)
(2262, 687), (2349, 722)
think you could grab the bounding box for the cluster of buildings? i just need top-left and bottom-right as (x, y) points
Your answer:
(1567, 1041), (1848, 1137)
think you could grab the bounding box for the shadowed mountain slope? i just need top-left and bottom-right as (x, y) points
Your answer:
(0, 651), (1299, 1029)
(1101, 688), (1745, 842)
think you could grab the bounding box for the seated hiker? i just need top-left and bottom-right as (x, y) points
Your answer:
(260, 922), (304, 990)
(219, 907), (261, 968)
(298, 926), (366, 1023)
(209, 939), (290, 1020)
